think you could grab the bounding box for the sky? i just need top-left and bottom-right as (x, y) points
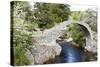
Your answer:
(70, 4), (97, 11)
(70, 0), (97, 11)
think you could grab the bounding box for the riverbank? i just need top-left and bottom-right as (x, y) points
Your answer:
(43, 41), (97, 64)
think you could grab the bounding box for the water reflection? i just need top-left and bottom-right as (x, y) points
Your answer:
(44, 41), (97, 64)
(59, 42), (84, 63)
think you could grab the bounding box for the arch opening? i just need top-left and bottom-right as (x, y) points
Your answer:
(56, 22), (92, 48)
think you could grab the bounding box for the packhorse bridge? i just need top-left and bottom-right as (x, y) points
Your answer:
(26, 20), (97, 64)
(34, 20), (97, 52)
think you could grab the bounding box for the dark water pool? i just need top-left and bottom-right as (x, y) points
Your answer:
(59, 42), (84, 63)
(44, 41), (96, 64)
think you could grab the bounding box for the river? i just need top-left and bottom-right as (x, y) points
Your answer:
(59, 41), (84, 63)
(44, 41), (97, 64)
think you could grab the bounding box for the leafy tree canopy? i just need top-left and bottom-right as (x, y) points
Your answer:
(33, 2), (70, 30)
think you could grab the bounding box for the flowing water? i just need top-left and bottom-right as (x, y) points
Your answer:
(59, 41), (84, 63)
(44, 41), (96, 64)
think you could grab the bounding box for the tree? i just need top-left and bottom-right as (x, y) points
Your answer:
(11, 1), (34, 65)
(11, 2), (71, 65)
(70, 9), (97, 32)
(68, 23), (86, 47)
(85, 9), (97, 32)
(33, 2), (70, 30)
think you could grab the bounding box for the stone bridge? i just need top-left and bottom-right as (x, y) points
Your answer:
(34, 20), (97, 53)
(27, 20), (97, 64)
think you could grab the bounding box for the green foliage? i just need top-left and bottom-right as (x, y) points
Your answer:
(68, 24), (85, 47)
(11, 1), (70, 65)
(33, 2), (70, 30)
(14, 46), (31, 65)
(85, 9), (97, 32)
(70, 9), (97, 32)
(61, 23), (86, 47)
(11, 1), (35, 65)
(70, 11), (81, 21)
(62, 23), (85, 47)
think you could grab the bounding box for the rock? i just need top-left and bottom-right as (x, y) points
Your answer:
(85, 31), (97, 53)
(25, 49), (35, 65)
(82, 49), (97, 61)
(65, 37), (73, 42)
(26, 44), (62, 64)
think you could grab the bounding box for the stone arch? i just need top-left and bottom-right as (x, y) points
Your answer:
(33, 20), (96, 53)
(70, 22), (92, 48)
(72, 21), (92, 39)
(57, 20), (94, 52)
